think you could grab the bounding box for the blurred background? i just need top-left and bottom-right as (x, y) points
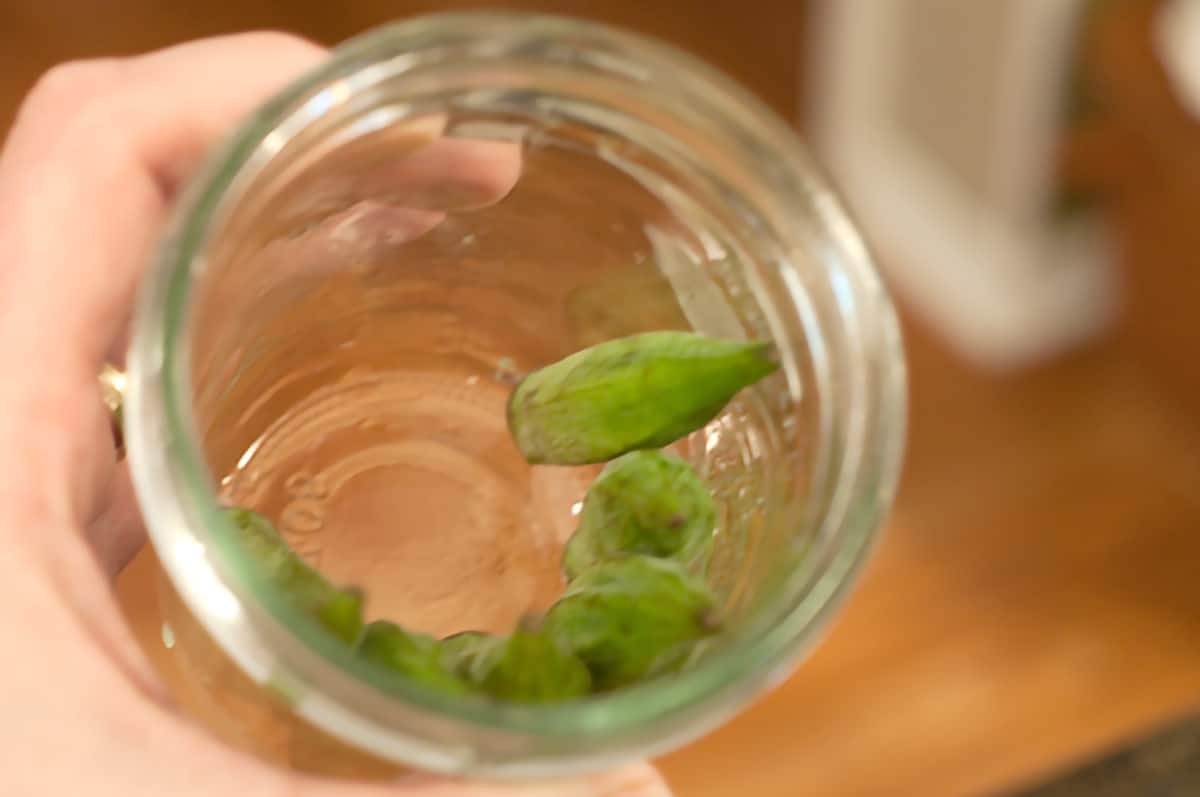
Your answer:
(4, 1), (1200, 794)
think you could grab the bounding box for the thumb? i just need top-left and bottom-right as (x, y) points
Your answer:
(256, 758), (672, 797)
(156, 718), (671, 797)
(373, 764), (673, 797)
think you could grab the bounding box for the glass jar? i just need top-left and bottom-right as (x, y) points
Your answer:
(124, 11), (906, 779)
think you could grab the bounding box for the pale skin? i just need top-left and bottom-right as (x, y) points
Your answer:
(0, 32), (669, 797)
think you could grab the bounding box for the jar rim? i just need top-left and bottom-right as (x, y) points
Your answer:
(126, 10), (907, 775)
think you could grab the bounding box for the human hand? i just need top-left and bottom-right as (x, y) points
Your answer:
(0, 32), (669, 797)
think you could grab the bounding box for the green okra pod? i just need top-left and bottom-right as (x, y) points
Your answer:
(563, 450), (716, 579)
(226, 507), (365, 645)
(357, 621), (470, 695)
(507, 331), (777, 465)
(445, 627), (592, 703)
(544, 555), (719, 690)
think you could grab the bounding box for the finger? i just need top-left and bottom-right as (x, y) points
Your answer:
(253, 114), (521, 235)
(0, 35), (332, 715)
(200, 746), (672, 797)
(0, 33), (330, 527)
(25, 633), (668, 797)
(0, 33), (329, 372)
(0, 37), (522, 392)
(382, 763), (674, 797)
(210, 136), (523, 327)
(350, 137), (524, 211)
(0, 32), (525, 530)
(122, 699), (674, 797)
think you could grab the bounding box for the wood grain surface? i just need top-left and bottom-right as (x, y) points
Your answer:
(4, 2), (1200, 795)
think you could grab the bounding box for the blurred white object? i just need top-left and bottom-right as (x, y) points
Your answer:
(1156, 0), (1200, 121)
(809, 0), (1115, 370)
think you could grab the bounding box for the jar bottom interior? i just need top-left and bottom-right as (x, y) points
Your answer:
(190, 107), (809, 654)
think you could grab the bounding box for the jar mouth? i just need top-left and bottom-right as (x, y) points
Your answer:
(126, 11), (907, 775)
